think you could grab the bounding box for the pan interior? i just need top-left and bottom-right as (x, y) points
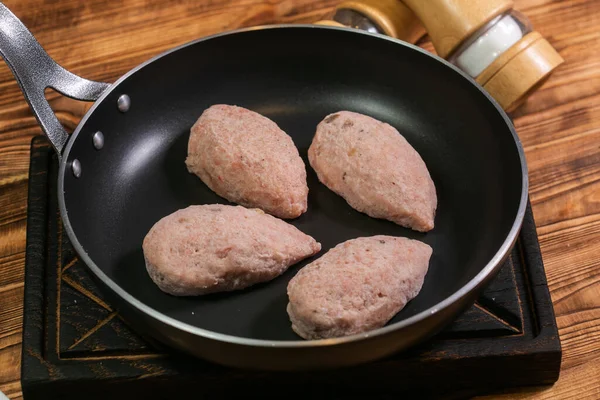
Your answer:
(63, 27), (524, 341)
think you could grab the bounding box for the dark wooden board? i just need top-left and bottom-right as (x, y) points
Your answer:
(21, 136), (561, 399)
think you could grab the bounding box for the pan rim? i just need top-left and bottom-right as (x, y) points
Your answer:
(58, 23), (529, 348)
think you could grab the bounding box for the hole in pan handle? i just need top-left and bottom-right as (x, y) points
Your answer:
(0, 2), (110, 157)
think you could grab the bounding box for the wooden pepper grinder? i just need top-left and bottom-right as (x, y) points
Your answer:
(400, 0), (564, 111)
(316, 0), (426, 44)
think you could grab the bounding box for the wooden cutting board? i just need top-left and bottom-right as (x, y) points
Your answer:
(20, 137), (560, 399)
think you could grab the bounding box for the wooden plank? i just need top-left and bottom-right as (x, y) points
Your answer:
(538, 217), (600, 370)
(526, 129), (600, 226)
(0, 379), (23, 400)
(0, 253), (25, 290)
(476, 359), (600, 399)
(0, 185), (27, 342)
(0, 134), (33, 186)
(0, 285), (24, 340)
(0, 345), (21, 393)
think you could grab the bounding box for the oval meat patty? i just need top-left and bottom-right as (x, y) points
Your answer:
(143, 204), (321, 296)
(308, 111), (437, 232)
(286, 235), (432, 340)
(186, 104), (309, 219)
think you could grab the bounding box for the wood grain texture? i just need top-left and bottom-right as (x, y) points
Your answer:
(0, 0), (598, 398)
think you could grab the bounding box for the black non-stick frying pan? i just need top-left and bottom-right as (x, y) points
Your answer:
(0, 3), (527, 370)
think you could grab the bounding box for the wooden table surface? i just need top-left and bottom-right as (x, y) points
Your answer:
(0, 0), (599, 398)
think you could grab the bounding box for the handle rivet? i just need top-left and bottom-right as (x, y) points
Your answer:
(92, 131), (104, 150)
(117, 94), (131, 112)
(71, 159), (82, 178)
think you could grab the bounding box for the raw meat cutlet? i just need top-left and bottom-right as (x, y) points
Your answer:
(186, 104), (309, 219)
(142, 204), (321, 296)
(286, 235), (432, 340)
(308, 111), (437, 232)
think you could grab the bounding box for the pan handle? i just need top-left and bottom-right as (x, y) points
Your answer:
(0, 3), (110, 155)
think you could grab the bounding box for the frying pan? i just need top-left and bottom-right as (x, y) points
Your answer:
(0, 2), (527, 370)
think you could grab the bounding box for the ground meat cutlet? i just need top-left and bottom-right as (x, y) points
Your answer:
(143, 204), (321, 296)
(308, 111), (437, 232)
(287, 235), (432, 339)
(186, 104), (309, 219)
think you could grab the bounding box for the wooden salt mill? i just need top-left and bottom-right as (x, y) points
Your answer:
(322, 0), (564, 112)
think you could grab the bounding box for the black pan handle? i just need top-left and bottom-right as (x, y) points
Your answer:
(0, 3), (110, 155)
